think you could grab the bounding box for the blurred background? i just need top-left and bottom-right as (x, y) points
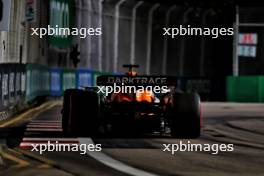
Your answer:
(1, 0), (235, 75)
(2, 0), (264, 75)
(0, 0), (263, 119)
(0, 0), (264, 120)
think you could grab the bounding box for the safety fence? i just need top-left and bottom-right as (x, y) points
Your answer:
(0, 64), (26, 110)
(176, 77), (227, 102)
(0, 63), (263, 121)
(0, 64), (26, 121)
(0, 63), (228, 107)
(4, 64), (113, 102)
(35, 67), (109, 99)
(0, 64), (109, 121)
(227, 76), (264, 102)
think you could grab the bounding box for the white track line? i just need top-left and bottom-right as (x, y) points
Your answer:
(28, 122), (61, 124)
(19, 138), (79, 148)
(27, 123), (61, 126)
(79, 138), (159, 176)
(29, 120), (61, 122)
(28, 123), (61, 125)
(26, 128), (62, 132)
(31, 119), (61, 122)
(27, 125), (62, 128)
(24, 118), (158, 176)
(20, 141), (79, 146)
(22, 138), (78, 141)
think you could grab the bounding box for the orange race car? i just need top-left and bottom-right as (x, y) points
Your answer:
(62, 65), (201, 138)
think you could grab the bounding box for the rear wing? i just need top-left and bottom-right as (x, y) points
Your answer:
(96, 75), (178, 86)
(96, 75), (227, 101)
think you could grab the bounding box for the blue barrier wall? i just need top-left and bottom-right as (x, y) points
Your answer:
(76, 69), (93, 89)
(0, 63), (245, 122)
(0, 63), (227, 107)
(50, 68), (62, 97)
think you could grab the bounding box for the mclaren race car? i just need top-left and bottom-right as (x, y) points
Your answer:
(62, 65), (201, 138)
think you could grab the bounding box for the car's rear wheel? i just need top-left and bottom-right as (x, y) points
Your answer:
(169, 93), (201, 138)
(62, 89), (99, 137)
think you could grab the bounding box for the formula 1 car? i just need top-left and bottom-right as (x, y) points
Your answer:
(62, 65), (201, 138)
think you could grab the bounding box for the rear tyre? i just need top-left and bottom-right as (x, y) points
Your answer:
(169, 93), (201, 138)
(62, 89), (99, 137)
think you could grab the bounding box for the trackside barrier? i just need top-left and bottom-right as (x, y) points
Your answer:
(177, 77), (227, 101)
(0, 64), (26, 121)
(0, 64), (103, 122)
(76, 69), (93, 88)
(50, 68), (63, 96)
(26, 64), (50, 102)
(227, 76), (264, 102)
(2, 64), (26, 108)
(13, 64), (27, 104)
(62, 68), (76, 93)
(5, 63), (264, 122)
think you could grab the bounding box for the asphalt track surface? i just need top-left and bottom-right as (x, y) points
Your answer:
(1, 102), (264, 176)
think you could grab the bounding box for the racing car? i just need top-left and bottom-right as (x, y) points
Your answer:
(62, 65), (201, 138)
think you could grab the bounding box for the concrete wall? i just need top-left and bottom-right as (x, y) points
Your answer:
(0, 0), (49, 65)
(74, 0), (234, 76)
(0, 0), (26, 63)
(0, 0), (234, 78)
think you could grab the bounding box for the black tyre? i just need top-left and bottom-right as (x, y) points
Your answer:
(62, 89), (99, 137)
(169, 93), (201, 138)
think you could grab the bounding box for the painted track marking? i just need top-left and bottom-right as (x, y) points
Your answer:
(79, 138), (159, 176)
